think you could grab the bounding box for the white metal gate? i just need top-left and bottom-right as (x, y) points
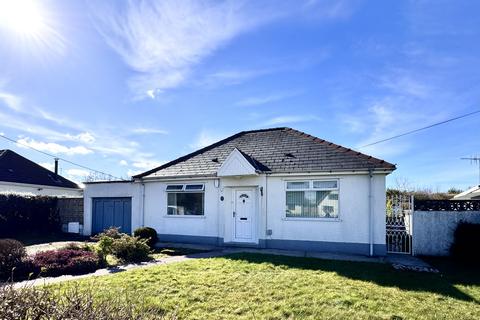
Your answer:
(386, 194), (413, 254)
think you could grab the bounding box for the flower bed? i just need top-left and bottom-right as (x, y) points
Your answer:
(33, 249), (102, 277)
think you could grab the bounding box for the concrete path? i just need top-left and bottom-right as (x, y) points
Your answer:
(11, 246), (435, 289)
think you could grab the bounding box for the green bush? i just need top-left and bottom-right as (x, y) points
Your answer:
(95, 228), (151, 264)
(450, 222), (480, 262)
(0, 195), (60, 236)
(134, 227), (158, 247)
(110, 236), (151, 263)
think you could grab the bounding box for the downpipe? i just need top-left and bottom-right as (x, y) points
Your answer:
(368, 169), (374, 256)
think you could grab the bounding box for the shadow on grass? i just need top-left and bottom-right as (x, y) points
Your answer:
(223, 252), (478, 303)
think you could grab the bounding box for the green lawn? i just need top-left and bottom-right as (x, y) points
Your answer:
(57, 253), (480, 319)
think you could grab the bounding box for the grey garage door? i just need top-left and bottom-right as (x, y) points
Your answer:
(92, 198), (132, 234)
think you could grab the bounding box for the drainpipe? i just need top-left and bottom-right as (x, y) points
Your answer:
(264, 174), (268, 247)
(140, 181), (146, 227)
(368, 169), (374, 256)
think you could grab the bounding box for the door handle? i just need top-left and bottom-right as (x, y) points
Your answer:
(240, 217), (247, 221)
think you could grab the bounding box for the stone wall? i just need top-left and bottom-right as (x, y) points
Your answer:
(412, 211), (480, 256)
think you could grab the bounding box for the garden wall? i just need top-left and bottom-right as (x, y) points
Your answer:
(412, 210), (480, 256)
(57, 197), (83, 225)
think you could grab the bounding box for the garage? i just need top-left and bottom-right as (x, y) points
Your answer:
(92, 197), (132, 234)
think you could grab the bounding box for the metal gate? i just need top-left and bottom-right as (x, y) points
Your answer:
(386, 194), (413, 254)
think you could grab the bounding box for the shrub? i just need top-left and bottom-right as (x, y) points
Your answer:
(33, 249), (101, 277)
(0, 283), (173, 320)
(110, 236), (151, 263)
(450, 222), (480, 262)
(94, 229), (151, 264)
(0, 239), (26, 279)
(62, 242), (93, 252)
(0, 194), (60, 236)
(134, 227), (158, 247)
(92, 227), (123, 240)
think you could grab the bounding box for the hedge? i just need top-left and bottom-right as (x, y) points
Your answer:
(0, 194), (60, 237)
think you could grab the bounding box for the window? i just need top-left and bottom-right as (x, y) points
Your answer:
(285, 180), (339, 218)
(166, 184), (205, 216)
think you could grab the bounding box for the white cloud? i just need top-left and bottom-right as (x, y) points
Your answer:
(66, 168), (91, 177)
(263, 115), (321, 126)
(379, 70), (431, 98)
(119, 160), (128, 166)
(90, 1), (288, 99)
(39, 162), (55, 171)
(0, 92), (22, 111)
(236, 90), (303, 107)
(70, 132), (95, 144)
(132, 160), (165, 170)
(17, 137), (93, 156)
(191, 130), (226, 149)
(131, 128), (168, 135)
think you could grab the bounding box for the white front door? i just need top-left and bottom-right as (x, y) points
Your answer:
(233, 189), (255, 242)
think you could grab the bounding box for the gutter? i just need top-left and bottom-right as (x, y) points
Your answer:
(368, 169), (374, 256)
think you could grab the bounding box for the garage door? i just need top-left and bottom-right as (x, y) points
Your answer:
(92, 198), (132, 234)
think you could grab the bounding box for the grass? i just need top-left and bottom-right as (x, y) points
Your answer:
(54, 253), (480, 319)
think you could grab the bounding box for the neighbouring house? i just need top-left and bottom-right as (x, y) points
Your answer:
(83, 128), (396, 256)
(0, 149), (82, 197)
(453, 185), (480, 200)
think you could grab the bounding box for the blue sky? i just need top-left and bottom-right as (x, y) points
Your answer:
(0, 0), (479, 190)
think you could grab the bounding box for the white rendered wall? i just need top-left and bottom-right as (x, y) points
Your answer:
(143, 179), (220, 239)
(0, 182), (82, 197)
(83, 182), (141, 236)
(83, 173), (387, 250)
(264, 174), (386, 246)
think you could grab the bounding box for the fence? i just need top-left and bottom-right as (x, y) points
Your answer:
(412, 200), (480, 256)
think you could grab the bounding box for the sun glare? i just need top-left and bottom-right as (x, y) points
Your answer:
(0, 0), (47, 36)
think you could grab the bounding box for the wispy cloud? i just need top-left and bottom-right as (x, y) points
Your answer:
(191, 130), (227, 149)
(236, 90), (303, 107)
(17, 137), (93, 156)
(262, 115), (321, 126)
(90, 1), (286, 99)
(130, 128), (168, 135)
(0, 91), (23, 111)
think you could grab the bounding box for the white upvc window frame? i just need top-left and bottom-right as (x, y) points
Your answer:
(165, 183), (205, 217)
(284, 179), (340, 221)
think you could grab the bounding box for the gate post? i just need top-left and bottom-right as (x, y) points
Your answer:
(411, 195), (415, 256)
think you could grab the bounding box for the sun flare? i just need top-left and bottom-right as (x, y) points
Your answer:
(0, 0), (47, 36)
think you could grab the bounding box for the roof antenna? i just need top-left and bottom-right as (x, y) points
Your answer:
(461, 156), (480, 185)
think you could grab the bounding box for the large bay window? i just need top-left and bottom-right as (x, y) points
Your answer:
(166, 184), (204, 216)
(285, 180), (339, 219)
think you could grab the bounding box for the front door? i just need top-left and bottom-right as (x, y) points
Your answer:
(233, 189), (255, 242)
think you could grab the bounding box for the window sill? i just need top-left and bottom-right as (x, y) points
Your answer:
(163, 215), (206, 219)
(282, 217), (341, 222)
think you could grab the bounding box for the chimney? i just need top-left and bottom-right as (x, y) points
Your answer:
(54, 158), (59, 175)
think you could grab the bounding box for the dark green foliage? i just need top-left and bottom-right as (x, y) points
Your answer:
(0, 239), (39, 281)
(134, 227), (158, 247)
(33, 249), (101, 277)
(0, 283), (174, 320)
(0, 239), (26, 279)
(0, 195), (60, 237)
(450, 222), (480, 262)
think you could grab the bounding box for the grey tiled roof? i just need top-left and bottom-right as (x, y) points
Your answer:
(135, 128), (396, 179)
(0, 149), (80, 189)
